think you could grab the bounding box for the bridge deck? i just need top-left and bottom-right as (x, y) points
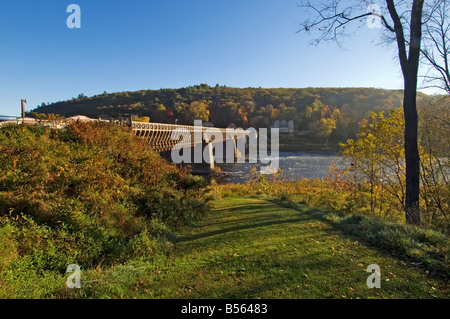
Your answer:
(131, 121), (249, 153)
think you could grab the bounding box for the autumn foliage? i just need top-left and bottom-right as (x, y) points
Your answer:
(0, 121), (209, 274)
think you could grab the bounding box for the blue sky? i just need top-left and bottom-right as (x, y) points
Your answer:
(0, 0), (408, 116)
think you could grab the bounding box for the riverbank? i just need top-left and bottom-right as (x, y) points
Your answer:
(278, 135), (341, 153)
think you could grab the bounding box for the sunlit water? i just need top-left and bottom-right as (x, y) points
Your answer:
(216, 152), (343, 184)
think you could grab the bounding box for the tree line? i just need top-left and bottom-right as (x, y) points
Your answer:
(31, 85), (430, 144)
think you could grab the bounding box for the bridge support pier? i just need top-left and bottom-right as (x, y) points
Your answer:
(191, 141), (214, 175)
(162, 142), (216, 175)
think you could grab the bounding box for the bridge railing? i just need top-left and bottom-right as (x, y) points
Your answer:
(132, 121), (223, 152)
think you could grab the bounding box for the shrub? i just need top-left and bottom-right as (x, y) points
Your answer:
(0, 122), (210, 276)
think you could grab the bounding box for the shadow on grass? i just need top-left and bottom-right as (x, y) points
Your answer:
(176, 214), (314, 244)
(199, 215), (290, 230)
(272, 199), (450, 282)
(215, 255), (358, 299)
(211, 203), (275, 214)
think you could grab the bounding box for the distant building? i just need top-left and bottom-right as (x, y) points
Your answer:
(272, 120), (294, 133)
(0, 117), (35, 127)
(17, 117), (37, 125)
(68, 115), (94, 122)
(288, 120), (294, 133)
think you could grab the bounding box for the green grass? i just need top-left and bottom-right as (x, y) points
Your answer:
(60, 197), (448, 299)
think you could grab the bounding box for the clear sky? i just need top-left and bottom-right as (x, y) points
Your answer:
(0, 0), (410, 116)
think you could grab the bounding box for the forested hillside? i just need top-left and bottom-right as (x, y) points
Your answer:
(31, 85), (429, 142)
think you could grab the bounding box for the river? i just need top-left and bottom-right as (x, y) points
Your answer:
(216, 151), (343, 184)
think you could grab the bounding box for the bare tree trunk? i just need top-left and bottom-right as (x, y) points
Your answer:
(403, 76), (421, 225)
(387, 0), (423, 225)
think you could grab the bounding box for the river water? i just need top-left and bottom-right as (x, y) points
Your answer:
(0, 116), (17, 121)
(216, 152), (343, 184)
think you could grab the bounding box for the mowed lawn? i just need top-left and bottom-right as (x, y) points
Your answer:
(78, 197), (448, 299)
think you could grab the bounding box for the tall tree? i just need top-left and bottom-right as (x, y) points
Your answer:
(297, 0), (445, 225)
